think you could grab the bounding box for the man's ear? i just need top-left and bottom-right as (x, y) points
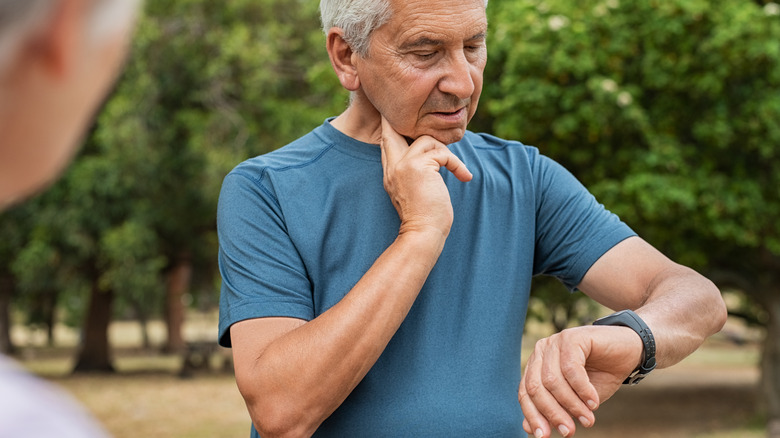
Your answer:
(326, 28), (360, 91)
(31, 0), (86, 78)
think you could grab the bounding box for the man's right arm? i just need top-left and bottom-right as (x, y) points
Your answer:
(230, 117), (472, 437)
(232, 229), (445, 437)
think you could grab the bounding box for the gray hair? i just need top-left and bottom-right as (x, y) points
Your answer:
(319, 0), (392, 56)
(320, 0), (488, 57)
(0, 0), (142, 74)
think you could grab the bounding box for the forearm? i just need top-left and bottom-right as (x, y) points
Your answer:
(580, 237), (728, 370)
(635, 264), (727, 368)
(521, 238), (728, 438)
(234, 230), (445, 437)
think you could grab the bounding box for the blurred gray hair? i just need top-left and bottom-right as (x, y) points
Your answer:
(0, 0), (142, 73)
(320, 0), (488, 57)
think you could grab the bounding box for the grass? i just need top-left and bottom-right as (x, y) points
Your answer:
(17, 348), (249, 438)
(62, 372), (248, 438)
(12, 314), (250, 438)
(9, 315), (768, 438)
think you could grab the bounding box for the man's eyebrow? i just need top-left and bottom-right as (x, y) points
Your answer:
(466, 32), (487, 42)
(399, 37), (445, 51)
(400, 32), (487, 51)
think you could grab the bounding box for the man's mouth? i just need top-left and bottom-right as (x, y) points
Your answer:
(433, 108), (464, 116)
(430, 107), (468, 122)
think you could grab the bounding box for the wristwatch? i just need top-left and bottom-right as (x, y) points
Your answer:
(593, 309), (656, 385)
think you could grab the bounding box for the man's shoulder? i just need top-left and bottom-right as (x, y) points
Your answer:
(229, 125), (334, 181)
(457, 131), (546, 168)
(461, 131), (539, 155)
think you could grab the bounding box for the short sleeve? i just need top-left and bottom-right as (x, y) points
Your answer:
(217, 171), (314, 347)
(531, 154), (635, 291)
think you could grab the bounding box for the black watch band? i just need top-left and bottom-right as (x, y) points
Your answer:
(593, 309), (656, 385)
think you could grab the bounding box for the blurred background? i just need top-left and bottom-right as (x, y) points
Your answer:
(1, 0), (778, 436)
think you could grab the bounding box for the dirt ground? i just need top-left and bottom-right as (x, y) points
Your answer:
(576, 364), (762, 437)
(38, 343), (763, 438)
(15, 317), (767, 437)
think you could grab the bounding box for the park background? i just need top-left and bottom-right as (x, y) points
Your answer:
(1, 0), (779, 436)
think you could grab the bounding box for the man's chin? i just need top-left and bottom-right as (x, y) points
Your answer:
(405, 126), (467, 146)
(429, 128), (467, 146)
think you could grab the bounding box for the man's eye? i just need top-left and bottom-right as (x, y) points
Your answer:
(414, 52), (437, 60)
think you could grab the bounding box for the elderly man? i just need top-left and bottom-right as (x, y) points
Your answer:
(218, 0), (727, 437)
(0, 0), (140, 435)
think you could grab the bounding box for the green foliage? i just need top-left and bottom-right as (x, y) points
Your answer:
(98, 220), (167, 317)
(485, 0), (780, 278)
(0, 0), (343, 333)
(2, 0), (777, 359)
(526, 277), (602, 333)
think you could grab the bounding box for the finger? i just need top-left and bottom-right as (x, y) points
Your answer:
(536, 334), (596, 427)
(421, 145), (473, 183)
(536, 349), (579, 437)
(518, 350), (552, 438)
(379, 135), (389, 184)
(521, 339), (581, 437)
(543, 351), (595, 430)
(559, 340), (600, 414)
(380, 116), (408, 162)
(519, 380), (551, 438)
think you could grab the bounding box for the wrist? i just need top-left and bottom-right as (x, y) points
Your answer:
(593, 309), (657, 385)
(398, 222), (449, 244)
(395, 227), (448, 259)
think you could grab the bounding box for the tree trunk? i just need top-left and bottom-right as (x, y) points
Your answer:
(0, 274), (15, 355)
(28, 290), (57, 346)
(43, 292), (56, 346)
(762, 288), (780, 438)
(133, 299), (152, 350)
(73, 281), (115, 373)
(552, 302), (575, 333)
(164, 252), (191, 353)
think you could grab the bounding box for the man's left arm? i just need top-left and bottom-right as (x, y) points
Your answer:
(518, 235), (727, 438)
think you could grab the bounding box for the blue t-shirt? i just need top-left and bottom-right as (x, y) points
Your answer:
(217, 119), (635, 437)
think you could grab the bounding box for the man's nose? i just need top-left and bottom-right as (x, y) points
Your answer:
(437, 51), (475, 100)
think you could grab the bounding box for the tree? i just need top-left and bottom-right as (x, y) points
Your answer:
(95, 0), (344, 352)
(482, 0), (780, 431)
(0, 0), (344, 370)
(0, 205), (32, 354)
(526, 277), (602, 334)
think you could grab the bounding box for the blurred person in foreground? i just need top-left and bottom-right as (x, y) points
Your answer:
(0, 0), (141, 436)
(217, 0), (728, 437)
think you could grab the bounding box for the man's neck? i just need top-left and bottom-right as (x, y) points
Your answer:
(329, 94), (383, 145)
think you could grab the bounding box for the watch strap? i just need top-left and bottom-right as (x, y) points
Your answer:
(593, 309), (657, 385)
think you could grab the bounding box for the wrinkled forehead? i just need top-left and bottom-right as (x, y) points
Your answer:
(386, 0), (487, 16)
(382, 0), (487, 45)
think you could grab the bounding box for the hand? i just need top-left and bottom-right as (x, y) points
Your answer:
(379, 116), (472, 237)
(518, 325), (643, 437)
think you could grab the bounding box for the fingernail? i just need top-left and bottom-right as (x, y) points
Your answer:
(534, 428), (543, 438)
(587, 399), (598, 410)
(557, 424), (570, 437)
(579, 416), (590, 427)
